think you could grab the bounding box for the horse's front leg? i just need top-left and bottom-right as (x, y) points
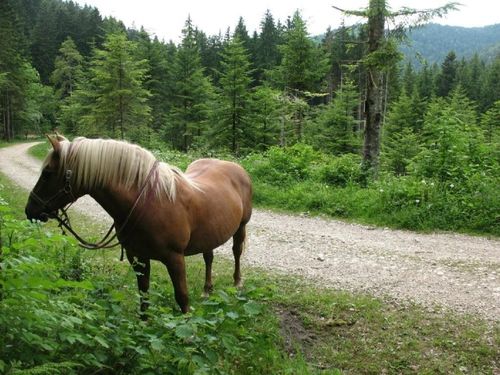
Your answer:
(162, 251), (190, 313)
(126, 254), (151, 320)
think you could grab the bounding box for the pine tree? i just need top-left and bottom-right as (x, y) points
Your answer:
(402, 62), (416, 94)
(271, 11), (329, 142)
(436, 51), (458, 97)
(416, 62), (437, 101)
(167, 17), (213, 151)
(133, 30), (174, 134)
(382, 89), (423, 174)
(0, 0), (30, 140)
(308, 79), (360, 155)
(211, 37), (253, 154)
(322, 23), (350, 100)
(333, 0), (457, 177)
(255, 10), (281, 83)
(247, 86), (281, 150)
(51, 37), (84, 99)
(234, 17), (251, 54)
(459, 54), (483, 104)
(479, 56), (500, 112)
(275, 11), (328, 94)
(415, 87), (484, 181)
(87, 32), (151, 139)
(480, 100), (499, 146)
(200, 32), (224, 85)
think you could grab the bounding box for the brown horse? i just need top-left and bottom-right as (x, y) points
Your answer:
(25, 135), (252, 314)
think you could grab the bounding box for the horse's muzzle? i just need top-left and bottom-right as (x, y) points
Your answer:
(25, 205), (51, 222)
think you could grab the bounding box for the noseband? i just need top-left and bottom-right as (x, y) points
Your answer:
(29, 161), (160, 255)
(29, 170), (76, 219)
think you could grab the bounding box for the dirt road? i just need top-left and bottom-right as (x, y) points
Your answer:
(1, 142), (499, 321)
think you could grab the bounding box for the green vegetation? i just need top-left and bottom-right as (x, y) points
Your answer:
(1, 173), (498, 374)
(28, 141), (50, 160)
(27, 127), (499, 236)
(1, 1), (499, 370)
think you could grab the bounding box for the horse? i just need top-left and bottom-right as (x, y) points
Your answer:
(25, 134), (252, 315)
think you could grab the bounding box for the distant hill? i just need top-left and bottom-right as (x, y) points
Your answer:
(402, 23), (500, 66)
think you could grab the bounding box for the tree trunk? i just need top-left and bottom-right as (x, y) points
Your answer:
(6, 95), (12, 141)
(362, 0), (386, 177)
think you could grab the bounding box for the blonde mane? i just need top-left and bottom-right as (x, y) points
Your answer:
(44, 137), (193, 201)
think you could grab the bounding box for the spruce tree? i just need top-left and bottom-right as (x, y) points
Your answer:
(436, 51), (458, 97)
(276, 11), (328, 94)
(87, 32), (151, 139)
(247, 86), (281, 150)
(381, 89), (423, 175)
(234, 17), (252, 54)
(479, 56), (500, 112)
(416, 62), (437, 101)
(255, 10), (281, 82)
(51, 37), (84, 100)
(308, 79), (360, 155)
(271, 11), (329, 142)
(212, 37), (253, 154)
(0, 0), (30, 140)
(480, 100), (499, 147)
(167, 17), (213, 151)
(333, 0), (457, 177)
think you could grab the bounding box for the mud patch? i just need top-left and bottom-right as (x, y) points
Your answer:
(276, 305), (318, 359)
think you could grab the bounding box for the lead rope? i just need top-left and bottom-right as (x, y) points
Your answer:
(54, 160), (160, 260)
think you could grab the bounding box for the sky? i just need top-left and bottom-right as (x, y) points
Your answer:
(73, 0), (500, 42)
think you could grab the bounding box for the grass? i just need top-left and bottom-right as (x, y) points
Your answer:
(1, 170), (499, 374)
(28, 139), (50, 160)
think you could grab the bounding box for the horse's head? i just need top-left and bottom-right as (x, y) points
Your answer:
(25, 134), (76, 222)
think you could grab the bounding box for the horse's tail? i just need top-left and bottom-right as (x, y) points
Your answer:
(242, 230), (248, 254)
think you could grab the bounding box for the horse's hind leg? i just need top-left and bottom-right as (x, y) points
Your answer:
(202, 251), (214, 298)
(232, 224), (246, 288)
(126, 254), (151, 320)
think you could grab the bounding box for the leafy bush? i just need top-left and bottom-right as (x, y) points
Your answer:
(315, 153), (363, 186)
(242, 143), (319, 185)
(0, 199), (292, 375)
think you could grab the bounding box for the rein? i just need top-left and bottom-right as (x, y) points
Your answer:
(31, 160), (160, 257)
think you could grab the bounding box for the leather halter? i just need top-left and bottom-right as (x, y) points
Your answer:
(29, 160), (160, 255)
(29, 170), (77, 218)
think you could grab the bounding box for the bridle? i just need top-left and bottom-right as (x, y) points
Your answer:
(29, 161), (160, 258)
(29, 169), (77, 219)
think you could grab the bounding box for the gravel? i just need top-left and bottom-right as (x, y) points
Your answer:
(1, 142), (499, 322)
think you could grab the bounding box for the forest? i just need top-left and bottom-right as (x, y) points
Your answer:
(0, 0), (499, 231)
(1, 1), (499, 374)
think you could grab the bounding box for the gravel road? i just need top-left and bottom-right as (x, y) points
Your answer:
(1, 142), (499, 322)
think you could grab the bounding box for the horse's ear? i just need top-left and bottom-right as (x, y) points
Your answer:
(54, 131), (68, 142)
(46, 134), (61, 154)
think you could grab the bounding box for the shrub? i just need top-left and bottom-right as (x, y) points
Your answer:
(0, 199), (284, 375)
(315, 153), (363, 187)
(242, 143), (319, 185)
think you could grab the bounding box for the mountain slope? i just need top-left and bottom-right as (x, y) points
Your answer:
(402, 23), (500, 65)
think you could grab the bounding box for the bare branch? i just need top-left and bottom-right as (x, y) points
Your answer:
(331, 4), (367, 17)
(388, 2), (461, 29)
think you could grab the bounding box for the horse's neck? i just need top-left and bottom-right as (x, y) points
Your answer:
(88, 185), (138, 223)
